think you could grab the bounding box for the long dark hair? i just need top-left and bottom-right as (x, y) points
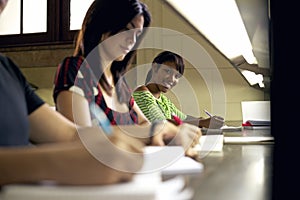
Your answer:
(145, 51), (185, 84)
(73, 0), (151, 103)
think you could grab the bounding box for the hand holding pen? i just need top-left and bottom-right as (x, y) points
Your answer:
(201, 110), (225, 129)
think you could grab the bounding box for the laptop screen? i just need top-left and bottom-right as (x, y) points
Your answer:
(241, 101), (270, 123)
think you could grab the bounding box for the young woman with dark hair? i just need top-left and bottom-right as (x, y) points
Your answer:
(133, 51), (224, 129)
(53, 1), (201, 151)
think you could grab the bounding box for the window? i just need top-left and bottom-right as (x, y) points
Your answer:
(0, 0), (93, 48)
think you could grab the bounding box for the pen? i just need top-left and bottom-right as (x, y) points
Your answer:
(89, 102), (113, 135)
(204, 109), (212, 117)
(171, 113), (183, 125)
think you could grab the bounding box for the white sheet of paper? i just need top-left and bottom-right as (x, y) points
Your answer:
(141, 146), (204, 175)
(193, 135), (224, 152)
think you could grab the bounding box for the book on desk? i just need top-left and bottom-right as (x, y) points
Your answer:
(199, 124), (274, 147)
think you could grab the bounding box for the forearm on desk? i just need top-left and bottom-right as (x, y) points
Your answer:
(0, 141), (137, 186)
(0, 145), (57, 185)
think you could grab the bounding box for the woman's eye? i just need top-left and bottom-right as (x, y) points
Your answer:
(123, 26), (142, 37)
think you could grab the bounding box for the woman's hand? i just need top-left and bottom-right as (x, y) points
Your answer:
(176, 123), (202, 158)
(0, 126), (145, 186)
(66, 127), (145, 185)
(198, 116), (224, 129)
(150, 121), (201, 158)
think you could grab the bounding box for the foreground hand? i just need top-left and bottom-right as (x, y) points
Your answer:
(0, 128), (145, 186)
(176, 123), (202, 158)
(151, 122), (201, 158)
(64, 127), (145, 185)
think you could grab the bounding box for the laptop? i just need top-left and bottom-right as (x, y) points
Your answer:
(241, 101), (271, 129)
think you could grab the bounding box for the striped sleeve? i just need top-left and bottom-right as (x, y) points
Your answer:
(133, 90), (166, 122)
(53, 56), (84, 103)
(161, 94), (187, 120)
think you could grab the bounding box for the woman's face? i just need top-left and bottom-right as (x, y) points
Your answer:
(152, 61), (182, 93)
(100, 14), (144, 61)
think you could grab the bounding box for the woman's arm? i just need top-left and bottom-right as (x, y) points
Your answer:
(132, 101), (151, 126)
(56, 90), (92, 127)
(0, 127), (144, 186)
(29, 103), (79, 143)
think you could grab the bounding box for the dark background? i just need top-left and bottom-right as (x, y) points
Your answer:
(271, 1), (299, 199)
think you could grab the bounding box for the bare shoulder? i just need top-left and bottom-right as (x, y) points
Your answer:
(134, 85), (149, 92)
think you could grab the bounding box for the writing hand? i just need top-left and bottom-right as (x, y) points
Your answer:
(198, 116), (224, 129)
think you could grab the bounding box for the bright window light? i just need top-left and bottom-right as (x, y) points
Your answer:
(165, 0), (257, 64)
(240, 69), (264, 88)
(0, 0), (20, 35)
(70, 0), (94, 30)
(23, 0), (47, 33)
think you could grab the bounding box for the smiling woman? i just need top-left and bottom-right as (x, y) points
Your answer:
(133, 51), (225, 129)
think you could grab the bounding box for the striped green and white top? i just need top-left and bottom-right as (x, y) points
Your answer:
(133, 90), (187, 122)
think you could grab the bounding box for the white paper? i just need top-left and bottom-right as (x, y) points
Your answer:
(141, 146), (204, 175)
(193, 135), (224, 152)
(224, 136), (274, 144)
